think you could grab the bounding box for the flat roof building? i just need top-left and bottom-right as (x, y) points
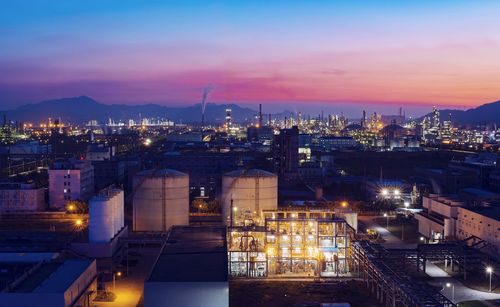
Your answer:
(144, 226), (228, 307)
(0, 257), (97, 307)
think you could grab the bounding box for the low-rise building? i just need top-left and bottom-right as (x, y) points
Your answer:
(144, 226), (228, 307)
(415, 194), (463, 242)
(0, 182), (46, 212)
(456, 206), (500, 255)
(49, 159), (94, 210)
(318, 136), (357, 151)
(0, 257), (97, 307)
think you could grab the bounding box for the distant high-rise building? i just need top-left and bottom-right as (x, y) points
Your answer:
(273, 126), (299, 181)
(432, 106), (440, 128)
(225, 108), (232, 130)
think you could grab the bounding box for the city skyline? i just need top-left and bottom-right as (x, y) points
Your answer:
(1, 1), (500, 111)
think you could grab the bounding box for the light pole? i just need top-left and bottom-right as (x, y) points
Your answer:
(446, 282), (455, 302)
(486, 266), (493, 292)
(383, 213), (389, 229)
(404, 201), (410, 218)
(113, 271), (122, 291)
(401, 219), (404, 241)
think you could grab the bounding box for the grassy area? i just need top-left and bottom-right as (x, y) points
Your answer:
(374, 216), (420, 243)
(230, 280), (382, 307)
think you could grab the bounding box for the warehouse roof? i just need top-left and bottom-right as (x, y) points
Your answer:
(148, 226), (228, 283)
(11, 259), (94, 293)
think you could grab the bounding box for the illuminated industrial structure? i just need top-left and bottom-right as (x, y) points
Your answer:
(227, 208), (352, 278)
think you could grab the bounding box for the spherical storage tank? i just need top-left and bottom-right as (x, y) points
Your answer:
(222, 169), (278, 225)
(133, 169), (189, 231)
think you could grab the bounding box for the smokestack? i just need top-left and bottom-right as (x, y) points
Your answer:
(259, 104), (263, 127)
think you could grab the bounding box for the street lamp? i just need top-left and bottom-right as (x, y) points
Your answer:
(381, 189), (388, 198)
(446, 282), (455, 302)
(394, 189), (400, 198)
(404, 201), (410, 218)
(420, 236), (425, 243)
(113, 271), (122, 291)
(383, 213), (389, 229)
(486, 266), (493, 292)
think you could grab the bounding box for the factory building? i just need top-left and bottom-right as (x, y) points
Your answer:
(415, 194), (463, 242)
(227, 208), (352, 278)
(48, 159), (94, 210)
(133, 169), (189, 232)
(0, 255), (97, 307)
(0, 182), (46, 212)
(89, 188), (124, 243)
(456, 206), (500, 255)
(221, 169), (278, 226)
(144, 226), (228, 307)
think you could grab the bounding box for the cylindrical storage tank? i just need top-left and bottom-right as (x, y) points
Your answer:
(222, 169), (278, 225)
(117, 189), (124, 230)
(110, 189), (124, 235)
(133, 169), (189, 232)
(89, 196), (114, 243)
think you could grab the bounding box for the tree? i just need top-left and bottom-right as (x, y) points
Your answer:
(66, 200), (87, 213)
(191, 199), (208, 213)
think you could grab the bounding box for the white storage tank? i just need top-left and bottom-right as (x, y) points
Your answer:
(133, 169), (189, 231)
(89, 189), (124, 243)
(222, 169), (278, 225)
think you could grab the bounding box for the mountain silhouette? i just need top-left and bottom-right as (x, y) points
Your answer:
(1, 96), (290, 124)
(418, 100), (500, 126)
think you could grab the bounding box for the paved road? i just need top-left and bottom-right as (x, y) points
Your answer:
(426, 261), (500, 303)
(94, 247), (161, 307)
(358, 215), (417, 249)
(359, 215), (500, 304)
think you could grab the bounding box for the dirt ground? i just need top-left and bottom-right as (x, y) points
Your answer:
(230, 279), (381, 307)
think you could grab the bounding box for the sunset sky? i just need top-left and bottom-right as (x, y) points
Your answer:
(1, 1), (499, 115)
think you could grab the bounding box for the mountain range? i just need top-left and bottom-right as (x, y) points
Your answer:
(1, 96), (291, 124)
(1, 96), (499, 126)
(419, 100), (500, 126)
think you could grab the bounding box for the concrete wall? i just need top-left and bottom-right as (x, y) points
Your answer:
(0, 188), (45, 212)
(422, 195), (462, 219)
(63, 260), (97, 307)
(457, 208), (500, 251)
(144, 282), (229, 307)
(415, 213), (444, 239)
